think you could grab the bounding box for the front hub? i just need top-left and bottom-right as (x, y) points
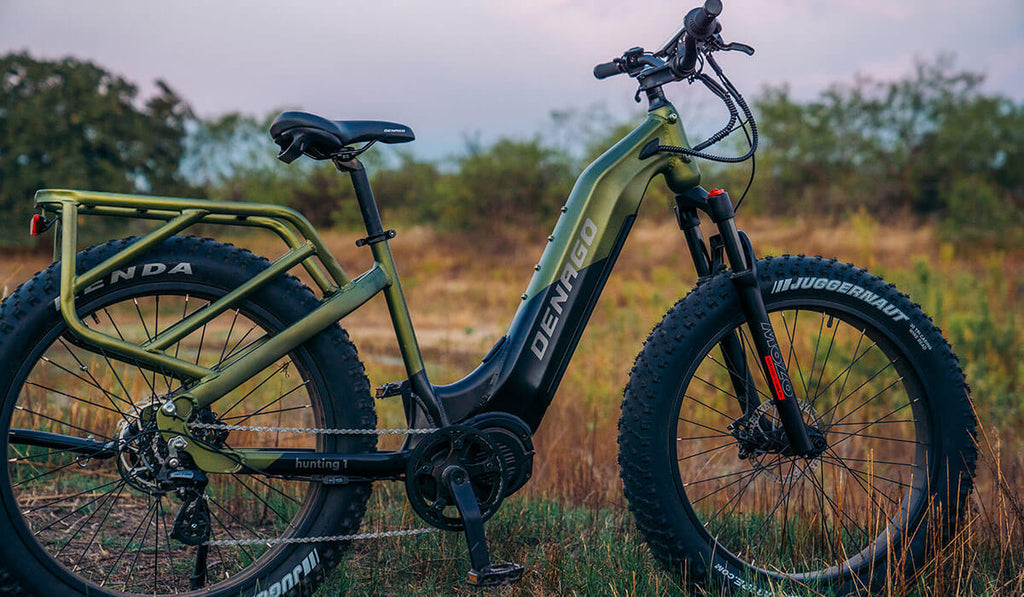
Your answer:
(730, 400), (828, 479)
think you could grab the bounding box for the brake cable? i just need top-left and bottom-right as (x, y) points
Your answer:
(655, 51), (758, 164)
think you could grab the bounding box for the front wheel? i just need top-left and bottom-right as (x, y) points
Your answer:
(619, 255), (977, 595)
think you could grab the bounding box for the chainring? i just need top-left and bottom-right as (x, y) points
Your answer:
(464, 413), (535, 497)
(405, 425), (506, 531)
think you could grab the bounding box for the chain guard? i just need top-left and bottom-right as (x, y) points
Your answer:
(405, 425), (506, 531)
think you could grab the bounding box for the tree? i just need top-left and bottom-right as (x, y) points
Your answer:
(751, 56), (1024, 227)
(438, 138), (574, 244)
(0, 52), (192, 247)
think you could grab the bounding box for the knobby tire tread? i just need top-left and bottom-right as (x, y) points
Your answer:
(0, 236), (376, 597)
(618, 255), (977, 594)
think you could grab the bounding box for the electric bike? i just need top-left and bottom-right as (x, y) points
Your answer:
(0, 1), (977, 594)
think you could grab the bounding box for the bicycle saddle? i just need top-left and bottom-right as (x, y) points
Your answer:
(270, 111), (415, 163)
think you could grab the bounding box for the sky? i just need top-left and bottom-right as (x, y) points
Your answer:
(2, 0), (1022, 158)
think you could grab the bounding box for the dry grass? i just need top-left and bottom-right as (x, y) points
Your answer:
(2, 210), (1022, 594)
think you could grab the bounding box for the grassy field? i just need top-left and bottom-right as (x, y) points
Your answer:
(2, 211), (1022, 595)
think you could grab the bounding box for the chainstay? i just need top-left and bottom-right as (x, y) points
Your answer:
(188, 421), (438, 435)
(204, 527), (439, 546)
(188, 423), (442, 546)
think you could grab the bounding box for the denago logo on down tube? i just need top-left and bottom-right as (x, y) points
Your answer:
(530, 218), (597, 361)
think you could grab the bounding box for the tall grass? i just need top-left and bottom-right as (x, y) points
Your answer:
(1, 212), (1021, 594)
(317, 214), (1023, 594)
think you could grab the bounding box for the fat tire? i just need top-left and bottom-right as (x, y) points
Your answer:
(0, 236), (377, 597)
(619, 255), (977, 595)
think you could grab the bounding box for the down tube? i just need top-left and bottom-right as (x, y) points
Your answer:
(437, 106), (701, 430)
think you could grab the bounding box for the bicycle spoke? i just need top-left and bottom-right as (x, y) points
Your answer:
(822, 453), (914, 491)
(678, 413), (729, 436)
(205, 497), (262, 563)
(803, 465), (873, 547)
(811, 315), (840, 399)
(819, 360), (897, 425)
(822, 450), (903, 510)
(746, 462), (807, 557)
(683, 466), (762, 488)
(828, 378), (907, 429)
(102, 308), (159, 398)
(55, 338), (137, 414)
(25, 477), (125, 521)
(805, 312), (826, 399)
(829, 418), (915, 427)
(13, 405), (111, 441)
(235, 473), (303, 507)
(219, 362), (291, 418)
(685, 390), (744, 422)
(705, 352), (772, 403)
(828, 400), (913, 444)
(689, 468), (760, 507)
(217, 309), (242, 365)
(102, 497), (159, 587)
(24, 380), (123, 416)
(779, 310), (810, 397)
(221, 323), (262, 365)
(226, 380), (311, 425)
(122, 497), (159, 592)
(678, 441), (735, 462)
(232, 476), (290, 520)
(70, 480), (128, 575)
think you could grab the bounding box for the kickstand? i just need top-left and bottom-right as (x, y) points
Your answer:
(443, 466), (524, 587)
(190, 544), (208, 590)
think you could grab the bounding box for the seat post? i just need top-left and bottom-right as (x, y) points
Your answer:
(331, 155), (449, 426)
(334, 157), (385, 238)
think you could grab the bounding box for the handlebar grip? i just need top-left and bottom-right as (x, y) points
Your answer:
(593, 61), (623, 79)
(593, 60), (622, 79)
(685, 0), (722, 40)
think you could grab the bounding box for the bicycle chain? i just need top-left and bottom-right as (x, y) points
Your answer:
(188, 421), (438, 435)
(204, 527), (439, 547)
(185, 421), (441, 546)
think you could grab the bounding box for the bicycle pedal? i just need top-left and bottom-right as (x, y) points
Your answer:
(467, 562), (524, 587)
(374, 381), (405, 399)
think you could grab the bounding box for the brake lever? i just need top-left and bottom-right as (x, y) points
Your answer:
(709, 35), (754, 56)
(722, 41), (754, 55)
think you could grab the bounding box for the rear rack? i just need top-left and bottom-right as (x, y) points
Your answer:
(34, 189), (370, 383)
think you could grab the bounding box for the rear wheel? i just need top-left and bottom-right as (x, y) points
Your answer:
(619, 256), (977, 594)
(0, 236), (376, 596)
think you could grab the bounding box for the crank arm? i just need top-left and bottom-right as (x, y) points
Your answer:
(444, 466), (524, 587)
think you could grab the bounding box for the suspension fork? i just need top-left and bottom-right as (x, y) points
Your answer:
(675, 188), (815, 456)
(677, 207), (759, 416)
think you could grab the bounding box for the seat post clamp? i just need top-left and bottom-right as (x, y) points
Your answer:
(355, 229), (397, 247)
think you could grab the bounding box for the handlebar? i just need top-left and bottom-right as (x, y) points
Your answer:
(593, 0), (734, 82)
(589, 0), (759, 165)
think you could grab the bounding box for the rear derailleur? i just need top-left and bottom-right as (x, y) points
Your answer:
(404, 413), (534, 587)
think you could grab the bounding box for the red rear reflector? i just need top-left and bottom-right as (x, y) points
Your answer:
(29, 214), (44, 236)
(707, 188), (725, 197)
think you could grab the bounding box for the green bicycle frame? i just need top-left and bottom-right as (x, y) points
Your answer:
(33, 103), (701, 475)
